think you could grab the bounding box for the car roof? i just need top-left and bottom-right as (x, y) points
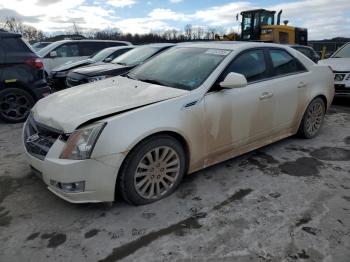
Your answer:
(176, 41), (293, 50)
(104, 45), (135, 51)
(137, 43), (175, 48)
(0, 31), (21, 39)
(46, 39), (131, 45)
(289, 44), (313, 49)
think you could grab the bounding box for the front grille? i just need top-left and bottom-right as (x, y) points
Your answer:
(335, 84), (350, 94)
(24, 115), (62, 160)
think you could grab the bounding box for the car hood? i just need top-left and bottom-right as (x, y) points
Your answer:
(54, 59), (94, 72)
(32, 76), (189, 132)
(318, 58), (350, 72)
(72, 63), (129, 77)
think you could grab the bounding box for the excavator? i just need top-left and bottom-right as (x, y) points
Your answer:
(216, 9), (308, 45)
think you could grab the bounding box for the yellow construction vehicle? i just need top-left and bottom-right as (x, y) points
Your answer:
(240, 9), (308, 45)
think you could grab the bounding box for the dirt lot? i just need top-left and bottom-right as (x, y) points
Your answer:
(0, 99), (350, 262)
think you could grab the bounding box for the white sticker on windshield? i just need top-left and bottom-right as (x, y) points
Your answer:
(205, 49), (230, 56)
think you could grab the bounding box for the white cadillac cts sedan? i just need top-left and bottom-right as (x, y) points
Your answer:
(23, 42), (334, 205)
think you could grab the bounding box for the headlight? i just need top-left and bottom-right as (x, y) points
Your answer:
(86, 75), (110, 83)
(60, 122), (106, 160)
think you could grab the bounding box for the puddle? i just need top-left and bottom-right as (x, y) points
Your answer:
(279, 157), (323, 177)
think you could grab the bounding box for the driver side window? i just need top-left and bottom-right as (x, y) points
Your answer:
(220, 49), (268, 83)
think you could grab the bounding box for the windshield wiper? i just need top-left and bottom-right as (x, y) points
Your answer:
(123, 74), (137, 80)
(139, 78), (166, 86)
(115, 62), (127, 66)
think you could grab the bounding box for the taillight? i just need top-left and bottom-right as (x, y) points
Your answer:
(25, 58), (44, 69)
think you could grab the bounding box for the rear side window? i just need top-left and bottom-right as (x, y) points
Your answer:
(222, 49), (268, 83)
(2, 37), (31, 53)
(269, 49), (305, 76)
(80, 42), (107, 56)
(0, 45), (4, 63)
(54, 43), (79, 57)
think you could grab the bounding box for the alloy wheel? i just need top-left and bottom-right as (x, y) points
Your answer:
(305, 101), (324, 137)
(134, 146), (181, 200)
(0, 90), (33, 122)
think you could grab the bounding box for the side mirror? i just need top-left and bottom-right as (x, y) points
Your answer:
(104, 57), (113, 63)
(220, 72), (247, 89)
(50, 51), (57, 58)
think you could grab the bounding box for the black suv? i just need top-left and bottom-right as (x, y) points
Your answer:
(0, 31), (50, 123)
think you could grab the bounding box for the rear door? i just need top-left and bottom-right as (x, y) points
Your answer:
(266, 48), (310, 134)
(204, 49), (275, 164)
(79, 42), (107, 58)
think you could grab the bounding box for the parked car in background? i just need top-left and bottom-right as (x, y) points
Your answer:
(0, 31), (50, 123)
(24, 42), (334, 204)
(48, 46), (134, 90)
(31, 42), (52, 51)
(66, 43), (174, 87)
(290, 45), (320, 63)
(37, 40), (131, 75)
(318, 42), (350, 96)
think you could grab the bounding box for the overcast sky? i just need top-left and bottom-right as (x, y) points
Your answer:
(0, 0), (349, 40)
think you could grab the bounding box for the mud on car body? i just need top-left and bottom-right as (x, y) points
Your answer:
(23, 42), (334, 205)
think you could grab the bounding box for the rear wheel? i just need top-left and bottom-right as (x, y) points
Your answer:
(117, 135), (186, 205)
(298, 97), (325, 139)
(0, 88), (35, 123)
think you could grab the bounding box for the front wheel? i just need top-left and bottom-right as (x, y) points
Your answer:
(0, 88), (35, 123)
(298, 97), (325, 139)
(117, 135), (186, 205)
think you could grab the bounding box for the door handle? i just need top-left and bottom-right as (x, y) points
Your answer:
(297, 82), (307, 88)
(259, 92), (273, 100)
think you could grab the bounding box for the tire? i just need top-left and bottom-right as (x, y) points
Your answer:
(117, 135), (186, 205)
(0, 88), (35, 123)
(298, 97), (325, 139)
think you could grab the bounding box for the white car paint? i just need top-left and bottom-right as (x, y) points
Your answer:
(318, 42), (350, 95)
(37, 40), (131, 74)
(23, 42), (334, 203)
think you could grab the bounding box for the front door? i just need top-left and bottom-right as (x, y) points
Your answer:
(204, 49), (275, 165)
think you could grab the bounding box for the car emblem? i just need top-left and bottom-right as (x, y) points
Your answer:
(27, 133), (40, 143)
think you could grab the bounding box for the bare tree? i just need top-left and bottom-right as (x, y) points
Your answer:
(184, 24), (192, 40)
(1, 17), (45, 42)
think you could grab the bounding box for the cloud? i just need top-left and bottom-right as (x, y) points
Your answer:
(169, 0), (183, 3)
(105, 0), (136, 8)
(192, 2), (254, 26)
(115, 18), (174, 34)
(148, 8), (189, 21)
(0, 8), (41, 23)
(0, 0), (349, 39)
(36, 0), (62, 6)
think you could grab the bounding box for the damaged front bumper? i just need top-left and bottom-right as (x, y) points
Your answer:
(22, 117), (124, 203)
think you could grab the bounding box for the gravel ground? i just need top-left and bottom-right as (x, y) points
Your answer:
(0, 98), (349, 262)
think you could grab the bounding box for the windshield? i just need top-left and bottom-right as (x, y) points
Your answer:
(91, 48), (114, 62)
(332, 43), (350, 58)
(37, 42), (60, 57)
(112, 46), (160, 66)
(127, 47), (230, 90)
